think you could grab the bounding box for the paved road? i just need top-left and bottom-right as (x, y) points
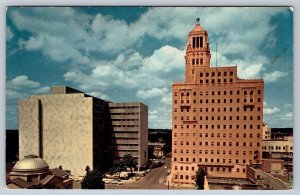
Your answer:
(106, 157), (171, 189)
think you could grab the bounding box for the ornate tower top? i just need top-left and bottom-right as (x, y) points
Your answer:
(189, 18), (207, 36)
(185, 20), (211, 82)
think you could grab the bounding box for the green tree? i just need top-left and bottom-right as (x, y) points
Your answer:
(81, 170), (105, 189)
(108, 160), (125, 177)
(123, 154), (137, 174)
(195, 167), (206, 190)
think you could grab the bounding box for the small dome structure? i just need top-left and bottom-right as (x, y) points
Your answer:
(12, 154), (49, 172)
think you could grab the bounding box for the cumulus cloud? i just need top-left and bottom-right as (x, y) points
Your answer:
(32, 86), (50, 94)
(264, 107), (280, 115)
(11, 75), (40, 89)
(281, 112), (293, 120)
(64, 45), (184, 92)
(6, 89), (23, 99)
(136, 87), (168, 99)
(263, 71), (288, 83)
(6, 26), (14, 41)
(142, 45), (184, 73)
(7, 7), (290, 129)
(9, 7), (284, 72)
(88, 91), (109, 100)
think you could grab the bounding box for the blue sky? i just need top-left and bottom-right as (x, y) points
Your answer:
(6, 7), (293, 129)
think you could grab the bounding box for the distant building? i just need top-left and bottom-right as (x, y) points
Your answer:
(246, 163), (291, 190)
(262, 123), (271, 140)
(262, 136), (293, 158)
(7, 155), (73, 189)
(148, 142), (165, 158)
(109, 102), (148, 169)
(19, 86), (148, 176)
(171, 19), (264, 184)
(262, 135), (293, 174)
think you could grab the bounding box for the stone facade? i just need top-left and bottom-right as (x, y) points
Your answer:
(19, 86), (147, 176)
(171, 21), (264, 184)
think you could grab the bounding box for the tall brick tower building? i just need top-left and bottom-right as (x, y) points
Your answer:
(171, 19), (264, 184)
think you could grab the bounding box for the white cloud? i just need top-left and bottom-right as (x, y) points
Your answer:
(239, 64), (263, 79)
(6, 88), (23, 99)
(263, 71), (288, 83)
(8, 7), (289, 129)
(32, 86), (50, 94)
(11, 75), (40, 89)
(10, 7), (284, 73)
(6, 26), (14, 41)
(281, 112), (293, 120)
(142, 45), (184, 73)
(136, 87), (168, 99)
(64, 45), (184, 93)
(264, 107), (280, 115)
(88, 91), (109, 100)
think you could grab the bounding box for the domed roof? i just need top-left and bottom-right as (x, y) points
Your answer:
(189, 24), (207, 35)
(13, 155), (49, 172)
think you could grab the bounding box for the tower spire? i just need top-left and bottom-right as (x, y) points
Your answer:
(196, 17), (200, 24)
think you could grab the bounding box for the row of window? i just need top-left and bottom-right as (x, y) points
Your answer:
(174, 141), (260, 147)
(198, 78), (234, 84)
(110, 106), (139, 109)
(175, 89), (261, 96)
(173, 168), (245, 180)
(174, 124), (261, 130)
(175, 98), (260, 104)
(199, 71), (234, 77)
(262, 146), (293, 150)
(113, 125), (139, 127)
(175, 166), (245, 173)
(110, 112), (139, 115)
(173, 157), (251, 164)
(174, 132), (260, 138)
(174, 106), (261, 113)
(176, 115), (261, 121)
(174, 149), (254, 156)
(191, 58), (204, 65)
(112, 119), (139, 121)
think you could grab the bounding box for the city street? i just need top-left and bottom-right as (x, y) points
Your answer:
(106, 157), (171, 189)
